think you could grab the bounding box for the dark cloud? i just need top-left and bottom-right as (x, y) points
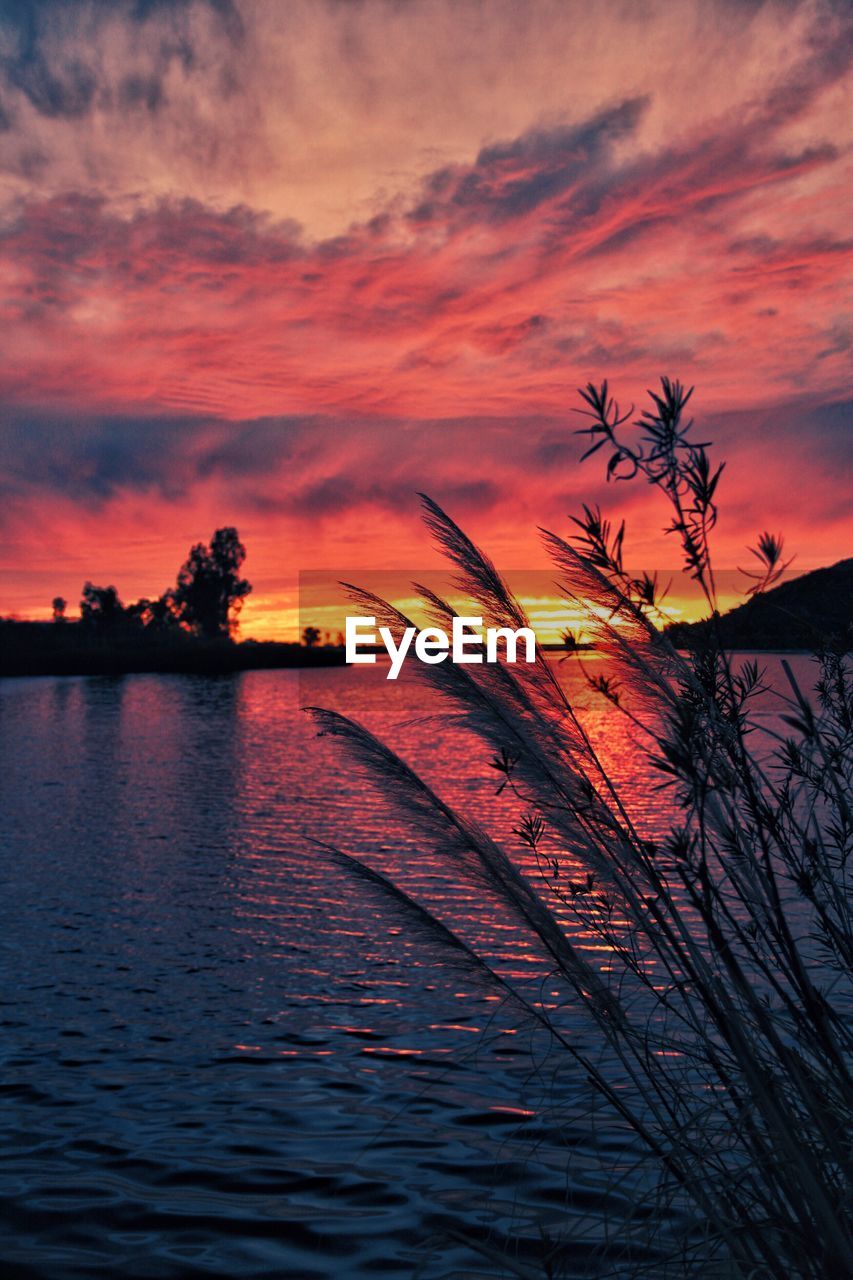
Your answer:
(284, 474), (500, 520)
(8, 53), (96, 119)
(1, 396), (849, 529)
(0, 0), (243, 121)
(410, 97), (648, 226)
(0, 411), (209, 502)
(399, 61), (848, 288)
(706, 398), (853, 470)
(0, 193), (303, 298)
(474, 98), (647, 221)
(118, 72), (165, 113)
(533, 436), (577, 468)
(0, 408), (564, 515)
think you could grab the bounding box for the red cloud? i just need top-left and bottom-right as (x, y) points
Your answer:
(0, 11), (850, 631)
(0, 23), (850, 423)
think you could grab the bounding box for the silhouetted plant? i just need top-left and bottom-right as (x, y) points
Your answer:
(559, 626), (580, 655)
(740, 530), (794, 596)
(51, 596), (66, 622)
(302, 625), (321, 648)
(125, 595), (178, 631)
(310, 379), (852, 1279)
(80, 582), (125, 630)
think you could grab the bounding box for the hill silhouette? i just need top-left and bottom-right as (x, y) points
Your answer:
(666, 559), (853, 650)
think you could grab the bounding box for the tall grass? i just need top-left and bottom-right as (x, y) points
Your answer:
(309, 379), (852, 1278)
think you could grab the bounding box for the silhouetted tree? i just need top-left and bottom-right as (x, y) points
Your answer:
(171, 527), (251, 639)
(80, 583), (125, 631)
(51, 596), (67, 622)
(126, 596), (178, 631)
(302, 625), (321, 648)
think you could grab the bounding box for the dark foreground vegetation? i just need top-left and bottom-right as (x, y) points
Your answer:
(312, 378), (852, 1279)
(0, 623), (345, 677)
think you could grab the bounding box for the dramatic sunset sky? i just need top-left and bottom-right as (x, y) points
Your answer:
(0, 0), (850, 637)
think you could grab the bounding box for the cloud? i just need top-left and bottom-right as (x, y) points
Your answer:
(411, 98), (650, 225)
(0, 47), (849, 425)
(1, 393), (848, 523)
(0, 0), (850, 627)
(0, 389), (849, 631)
(0, 1), (849, 233)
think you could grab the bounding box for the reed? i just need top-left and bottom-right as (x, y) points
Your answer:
(309, 378), (852, 1278)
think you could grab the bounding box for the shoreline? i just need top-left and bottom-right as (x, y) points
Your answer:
(0, 637), (348, 680)
(0, 644), (825, 681)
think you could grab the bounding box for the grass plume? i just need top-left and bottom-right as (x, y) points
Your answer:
(308, 379), (852, 1278)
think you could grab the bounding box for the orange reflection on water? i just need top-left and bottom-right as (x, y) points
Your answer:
(428, 1023), (481, 1034)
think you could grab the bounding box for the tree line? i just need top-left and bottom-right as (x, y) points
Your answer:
(50, 527), (251, 641)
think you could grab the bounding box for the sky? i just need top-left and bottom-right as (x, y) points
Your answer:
(0, 0), (850, 637)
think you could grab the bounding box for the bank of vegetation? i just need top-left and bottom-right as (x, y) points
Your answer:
(0, 527), (343, 677)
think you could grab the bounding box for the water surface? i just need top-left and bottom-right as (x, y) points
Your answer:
(0, 657), (814, 1278)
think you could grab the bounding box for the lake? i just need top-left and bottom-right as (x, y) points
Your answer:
(0, 656), (817, 1278)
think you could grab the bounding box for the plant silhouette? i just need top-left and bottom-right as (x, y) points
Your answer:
(310, 377), (852, 1280)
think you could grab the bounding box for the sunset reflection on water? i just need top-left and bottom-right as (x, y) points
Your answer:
(0, 656), (817, 1278)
